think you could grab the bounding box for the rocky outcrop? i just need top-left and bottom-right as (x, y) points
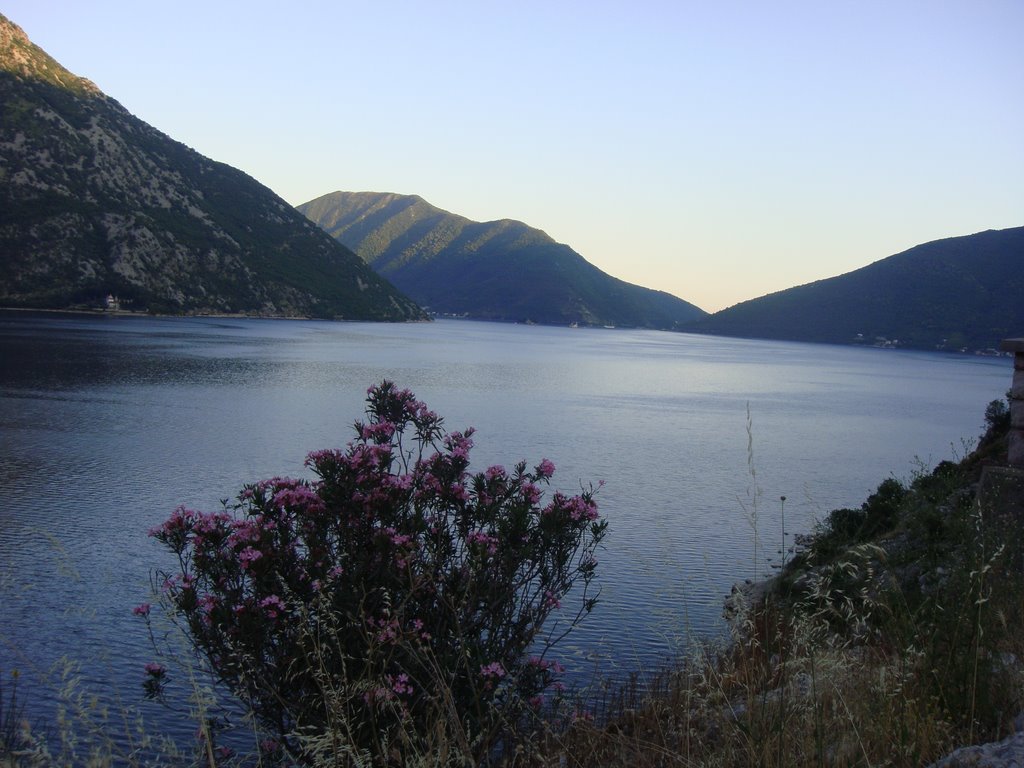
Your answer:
(0, 13), (425, 320)
(930, 730), (1024, 768)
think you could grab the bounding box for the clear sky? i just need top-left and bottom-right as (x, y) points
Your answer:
(5, 1), (1023, 312)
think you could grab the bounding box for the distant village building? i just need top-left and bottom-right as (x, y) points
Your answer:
(105, 294), (120, 311)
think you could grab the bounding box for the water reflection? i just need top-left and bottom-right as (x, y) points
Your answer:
(0, 312), (1010, 750)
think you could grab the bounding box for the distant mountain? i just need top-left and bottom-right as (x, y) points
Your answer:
(690, 227), (1024, 351)
(298, 191), (707, 328)
(0, 14), (424, 320)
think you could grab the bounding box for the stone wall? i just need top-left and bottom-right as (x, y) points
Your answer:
(1001, 338), (1024, 467)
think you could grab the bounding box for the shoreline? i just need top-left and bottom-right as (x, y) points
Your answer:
(0, 306), (432, 323)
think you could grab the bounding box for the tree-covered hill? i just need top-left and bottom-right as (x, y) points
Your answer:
(0, 14), (424, 320)
(299, 191), (707, 329)
(689, 227), (1024, 351)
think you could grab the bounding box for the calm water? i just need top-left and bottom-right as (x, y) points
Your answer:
(0, 312), (1010, 746)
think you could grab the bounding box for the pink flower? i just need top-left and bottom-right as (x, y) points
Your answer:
(148, 505), (198, 538)
(536, 458), (556, 479)
(144, 662), (166, 677)
(238, 546), (263, 568)
(359, 420), (396, 442)
(522, 482), (542, 505)
(480, 661), (506, 679)
(566, 495), (598, 521)
(385, 528), (412, 547)
(305, 448), (344, 469)
(373, 616), (400, 643)
(390, 473), (414, 491)
(227, 518), (261, 547)
(132, 603), (151, 617)
(192, 511), (230, 535)
(466, 530), (498, 556)
(259, 595), (287, 618)
(389, 673), (414, 696)
(272, 482), (325, 512)
(446, 431), (474, 460)
(198, 594), (219, 614)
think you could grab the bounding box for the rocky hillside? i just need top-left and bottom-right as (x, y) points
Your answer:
(690, 227), (1024, 351)
(0, 14), (425, 320)
(299, 191), (707, 328)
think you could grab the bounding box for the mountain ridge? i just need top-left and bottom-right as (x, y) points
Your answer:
(0, 14), (425, 321)
(299, 191), (707, 329)
(690, 226), (1024, 351)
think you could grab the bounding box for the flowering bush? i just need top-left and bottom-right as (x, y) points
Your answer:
(148, 381), (605, 760)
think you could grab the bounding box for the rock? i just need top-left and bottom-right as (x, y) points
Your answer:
(929, 732), (1024, 767)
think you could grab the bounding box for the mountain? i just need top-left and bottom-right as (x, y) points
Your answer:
(298, 191), (707, 328)
(0, 15), (425, 320)
(690, 227), (1024, 351)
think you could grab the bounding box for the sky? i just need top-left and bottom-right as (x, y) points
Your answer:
(5, 1), (1023, 312)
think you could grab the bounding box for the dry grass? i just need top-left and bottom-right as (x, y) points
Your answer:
(4, 411), (1020, 767)
(547, 452), (1024, 768)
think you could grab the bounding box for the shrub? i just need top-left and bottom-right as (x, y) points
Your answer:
(982, 397), (1010, 437)
(147, 381), (606, 762)
(861, 477), (905, 536)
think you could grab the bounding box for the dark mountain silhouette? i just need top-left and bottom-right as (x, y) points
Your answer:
(690, 227), (1024, 351)
(0, 14), (424, 320)
(299, 191), (707, 328)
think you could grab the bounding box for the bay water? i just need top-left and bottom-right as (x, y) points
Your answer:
(0, 312), (1011, 748)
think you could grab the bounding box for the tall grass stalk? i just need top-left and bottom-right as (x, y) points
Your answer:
(741, 402), (762, 582)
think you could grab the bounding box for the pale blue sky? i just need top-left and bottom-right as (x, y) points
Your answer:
(6, 1), (1023, 311)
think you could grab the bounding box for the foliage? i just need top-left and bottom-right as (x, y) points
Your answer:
(796, 477), (908, 566)
(0, 19), (425, 319)
(983, 397), (1011, 437)
(147, 381), (605, 762)
(298, 191), (707, 328)
(0, 670), (29, 759)
(548, 401), (1024, 767)
(692, 225), (1024, 351)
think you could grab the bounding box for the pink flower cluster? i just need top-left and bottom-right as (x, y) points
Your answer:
(535, 458), (556, 479)
(543, 590), (561, 609)
(259, 595), (286, 619)
(545, 492), (600, 522)
(238, 546), (263, 568)
(465, 529), (499, 556)
(145, 380), (606, 753)
(359, 420), (396, 443)
(388, 673), (413, 696)
(480, 661), (506, 679)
